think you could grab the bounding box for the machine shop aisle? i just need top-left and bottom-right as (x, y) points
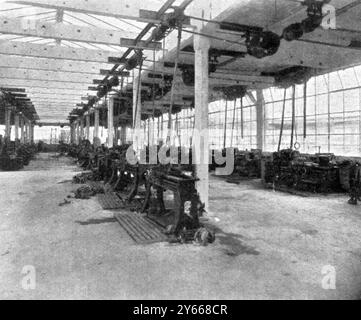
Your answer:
(1, 153), (361, 300)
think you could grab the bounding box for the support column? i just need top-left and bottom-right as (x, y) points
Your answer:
(29, 122), (34, 143)
(76, 120), (80, 144)
(194, 24), (211, 211)
(14, 113), (20, 141)
(20, 116), (25, 143)
(70, 122), (75, 144)
(107, 97), (114, 148)
(256, 89), (265, 151)
(22, 117), (26, 143)
(24, 118), (29, 143)
(4, 106), (11, 139)
(22, 117), (29, 143)
(133, 69), (142, 149)
(94, 108), (99, 139)
(120, 125), (127, 145)
(80, 117), (84, 141)
(85, 113), (90, 140)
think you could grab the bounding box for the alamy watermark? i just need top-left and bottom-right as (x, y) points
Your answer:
(21, 265), (36, 291)
(321, 265), (336, 290)
(127, 128), (235, 176)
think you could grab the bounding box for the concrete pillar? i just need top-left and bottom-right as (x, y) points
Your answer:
(21, 116), (28, 143)
(80, 117), (84, 140)
(133, 69), (142, 149)
(14, 113), (20, 140)
(76, 120), (80, 144)
(94, 108), (100, 139)
(29, 122), (34, 143)
(108, 97), (114, 148)
(20, 116), (25, 143)
(22, 117), (26, 143)
(85, 113), (90, 140)
(27, 120), (31, 143)
(193, 25), (210, 211)
(70, 123), (73, 144)
(24, 118), (30, 143)
(27, 121), (31, 143)
(4, 106), (11, 138)
(120, 125), (127, 145)
(73, 122), (76, 144)
(256, 89), (265, 151)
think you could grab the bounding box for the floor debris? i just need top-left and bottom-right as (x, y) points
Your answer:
(58, 199), (71, 206)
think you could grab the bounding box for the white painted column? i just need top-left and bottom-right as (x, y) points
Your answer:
(80, 116), (84, 140)
(94, 108), (99, 139)
(108, 97), (114, 148)
(85, 113), (90, 140)
(76, 120), (80, 144)
(194, 26), (210, 211)
(14, 113), (20, 141)
(23, 117), (29, 143)
(69, 122), (74, 144)
(73, 122), (77, 144)
(22, 117), (27, 143)
(120, 125), (127, 145)
(4, 106), (11, 139)
(20, 116), (25, 143)
(256, 89), (265, 151)
(25, 118), (30, 143)
(27, 121), (30, 143)
(29, 122), (34, 143)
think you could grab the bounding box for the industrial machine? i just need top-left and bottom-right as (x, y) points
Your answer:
(263, 149), (359, 194)
(141, 165), (203, 237)
(0, 138), (37, 171)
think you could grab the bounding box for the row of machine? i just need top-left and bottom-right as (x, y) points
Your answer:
(62, 140), (361, 244)
(63, 140), (211, 244)
(212, 148), (361, 203)
(0, 137), (38, 171)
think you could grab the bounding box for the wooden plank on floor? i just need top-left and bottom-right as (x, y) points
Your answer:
(114, 212), (168, 244)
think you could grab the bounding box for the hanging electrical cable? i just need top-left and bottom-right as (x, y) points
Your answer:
(290, 84), (296, 149)
(166, 20), (183, 144)
(303, 80), (307, 139)
(241, 96), (244, 139)
(152, 48), (157, 120)
(223, 100), (228, 149)
(147, 118), (151, 146)
(161, 38), (166, 99)
(278, 88), (287, 152)
(231, 99), (237, 147)
(176, 112), (181, 146)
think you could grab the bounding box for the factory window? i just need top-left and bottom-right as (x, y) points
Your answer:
(139, 64), (361, 157)
(146, 97), (259, 151)
(208, 97), (257, 150)
(263, 66), (361, 157)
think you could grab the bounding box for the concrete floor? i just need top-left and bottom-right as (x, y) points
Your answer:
(1, 153), (361, 300)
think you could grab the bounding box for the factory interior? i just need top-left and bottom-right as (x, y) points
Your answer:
(1, 0), (361, 300)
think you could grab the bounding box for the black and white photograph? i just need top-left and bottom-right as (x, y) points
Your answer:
(0, 0), (361, 303)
